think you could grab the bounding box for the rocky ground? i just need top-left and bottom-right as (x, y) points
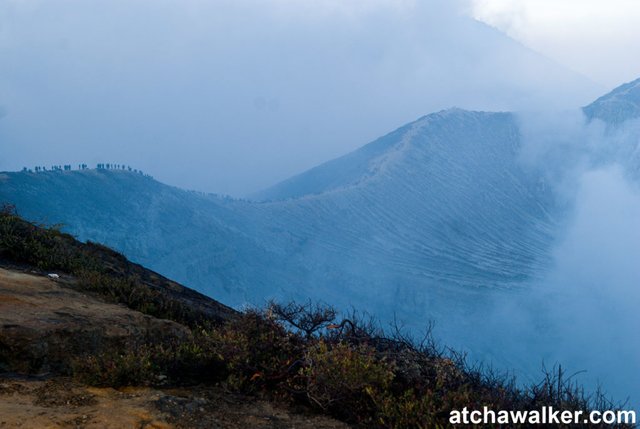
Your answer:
(0, 268), (190, 374)
(0, 376), (348, 429)
(0, 267), (347, 429)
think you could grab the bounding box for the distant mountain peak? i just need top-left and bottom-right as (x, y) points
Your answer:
(584, 77), (640, 124)
(252, 108), (505, 201)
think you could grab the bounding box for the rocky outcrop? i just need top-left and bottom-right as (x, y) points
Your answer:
(0, 268), (190, 374)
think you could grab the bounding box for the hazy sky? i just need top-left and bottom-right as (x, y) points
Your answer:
(0, 0), (636, 195)
(471, 0), (640, 87)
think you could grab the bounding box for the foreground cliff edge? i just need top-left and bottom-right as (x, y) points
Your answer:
(0, 206), (632, 428)
(0, 270), (340, 429)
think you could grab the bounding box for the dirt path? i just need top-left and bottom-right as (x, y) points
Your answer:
(0, 376), (348, 429)
(0, 377), (170, 428)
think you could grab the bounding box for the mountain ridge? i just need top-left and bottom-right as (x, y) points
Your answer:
(2, 78), (640, 405)
(1, 78), (639, 326)
(583, 77), (640, 124)
(252, 109), (458, 201)
(0, 109), (553, 319)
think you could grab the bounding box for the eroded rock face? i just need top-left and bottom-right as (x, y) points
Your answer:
(0, 268), (190, 374)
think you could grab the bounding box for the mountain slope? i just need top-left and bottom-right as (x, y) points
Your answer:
(0, 212), (350, 429)
(2, 213), (621, 429)
(251, 122), (415, 201)
(0, 170), (290, 305)
(2, 79), (640, 407)
(584, 77), (640, 123)
(250, 110), (556, 303)
(2, 79), (640, 326)
(0, 109), (559, 332)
